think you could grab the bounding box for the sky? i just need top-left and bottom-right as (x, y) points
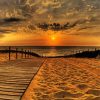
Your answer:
(0, 0), (100, 46)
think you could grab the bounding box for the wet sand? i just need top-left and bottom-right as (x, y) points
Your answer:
(22, 58), (100, 100)
(0, 58), (45, 100)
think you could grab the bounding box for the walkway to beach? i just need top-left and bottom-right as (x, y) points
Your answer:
(0, 58), (45, 100)
(22, 58), (100, 100)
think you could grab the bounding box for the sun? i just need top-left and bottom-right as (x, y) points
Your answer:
(51, 36), (56, 41)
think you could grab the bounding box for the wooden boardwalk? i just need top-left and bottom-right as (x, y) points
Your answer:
(0, 58), (45, 100)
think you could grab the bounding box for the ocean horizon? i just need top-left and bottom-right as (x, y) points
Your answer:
(0, 46), (100, 57)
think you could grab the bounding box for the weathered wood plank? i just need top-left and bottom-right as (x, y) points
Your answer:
(0, 58), (45, 100)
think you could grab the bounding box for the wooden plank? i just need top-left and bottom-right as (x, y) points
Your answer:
(0, 58), (45, 100)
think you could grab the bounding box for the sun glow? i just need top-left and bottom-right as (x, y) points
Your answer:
(51, 36), (56, 41)
(47, 35), (60, 46)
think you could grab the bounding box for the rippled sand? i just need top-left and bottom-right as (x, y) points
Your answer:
(22, 58), (100, 100)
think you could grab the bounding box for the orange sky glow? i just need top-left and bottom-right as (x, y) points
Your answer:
(0, 30), (100, 46)
(0, 0), (100, 46)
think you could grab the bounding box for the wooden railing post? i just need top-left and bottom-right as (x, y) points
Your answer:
(21, 48), (23, 58)
(29, 50), (31, 58)
(27, 50), (29, 58)
(29, 50), (30, 58)
(30, 50), (32, 58)
(9, 46), (11, 60)
(25, 50), (26, 58)
(16, 48), (18, 59)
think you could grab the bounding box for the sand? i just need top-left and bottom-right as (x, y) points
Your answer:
(22, 58), (100, 100)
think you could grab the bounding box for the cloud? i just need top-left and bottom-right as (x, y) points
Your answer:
(0, 0), (100, 36)
(3, 17), (24, 23)
(0, 29), (17, 34)
(0, 17), (25, 25)
(77, 26), (94, 31)
(37, 22), (76, 31)
(0, 17), (24, 35)
(36, 16), (98, 31)
(70, 31), (100, 36)
(0, 34), (4, 38)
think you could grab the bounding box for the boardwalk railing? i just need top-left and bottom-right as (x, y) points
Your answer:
(0, 46), (40, 60)
(0, 47), (100, 59)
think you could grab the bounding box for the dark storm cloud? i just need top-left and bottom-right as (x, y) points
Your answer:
(37, 22), (77, 31)
(3, 17), (24, 23)
(0, 17), (25, 25)
(0, 17), (25, 35)
(36, 17), (97, 31)
(0, 29), (17, 34)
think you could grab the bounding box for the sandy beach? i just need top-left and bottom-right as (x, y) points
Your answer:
(22, 58), (100, 100)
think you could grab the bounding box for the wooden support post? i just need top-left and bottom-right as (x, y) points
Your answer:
(26, 50), (27, 58)
(28, 50), (29, 58)
(31, 51), (33, 58)
(25, 50), (26, 58)
(29, 50), (31, 58)
(16, 48), (18, 59)
(21, 48), (23, 58)
(30, 50), (32, 58)
(9, 46), (11, 60)
(27, 50), (29, 58)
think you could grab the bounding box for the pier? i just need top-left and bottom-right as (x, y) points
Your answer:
(0, 46), (40, 61)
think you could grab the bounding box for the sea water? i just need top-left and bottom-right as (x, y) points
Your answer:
(0, 46), (100, 58)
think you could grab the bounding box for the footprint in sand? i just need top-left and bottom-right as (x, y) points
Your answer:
(53, 91), (83, 99)
(86, 89), (100, 96)
(57, 86), (70, 91)
(39, 94), (50, 99)
(86, 96), (100, 100)
(32, 94), (50, 100)
(34, 92), (42, 97)
(92, 96), (100, 100)
(77, 84), (88, 90)
(54, 99), (74, 100)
